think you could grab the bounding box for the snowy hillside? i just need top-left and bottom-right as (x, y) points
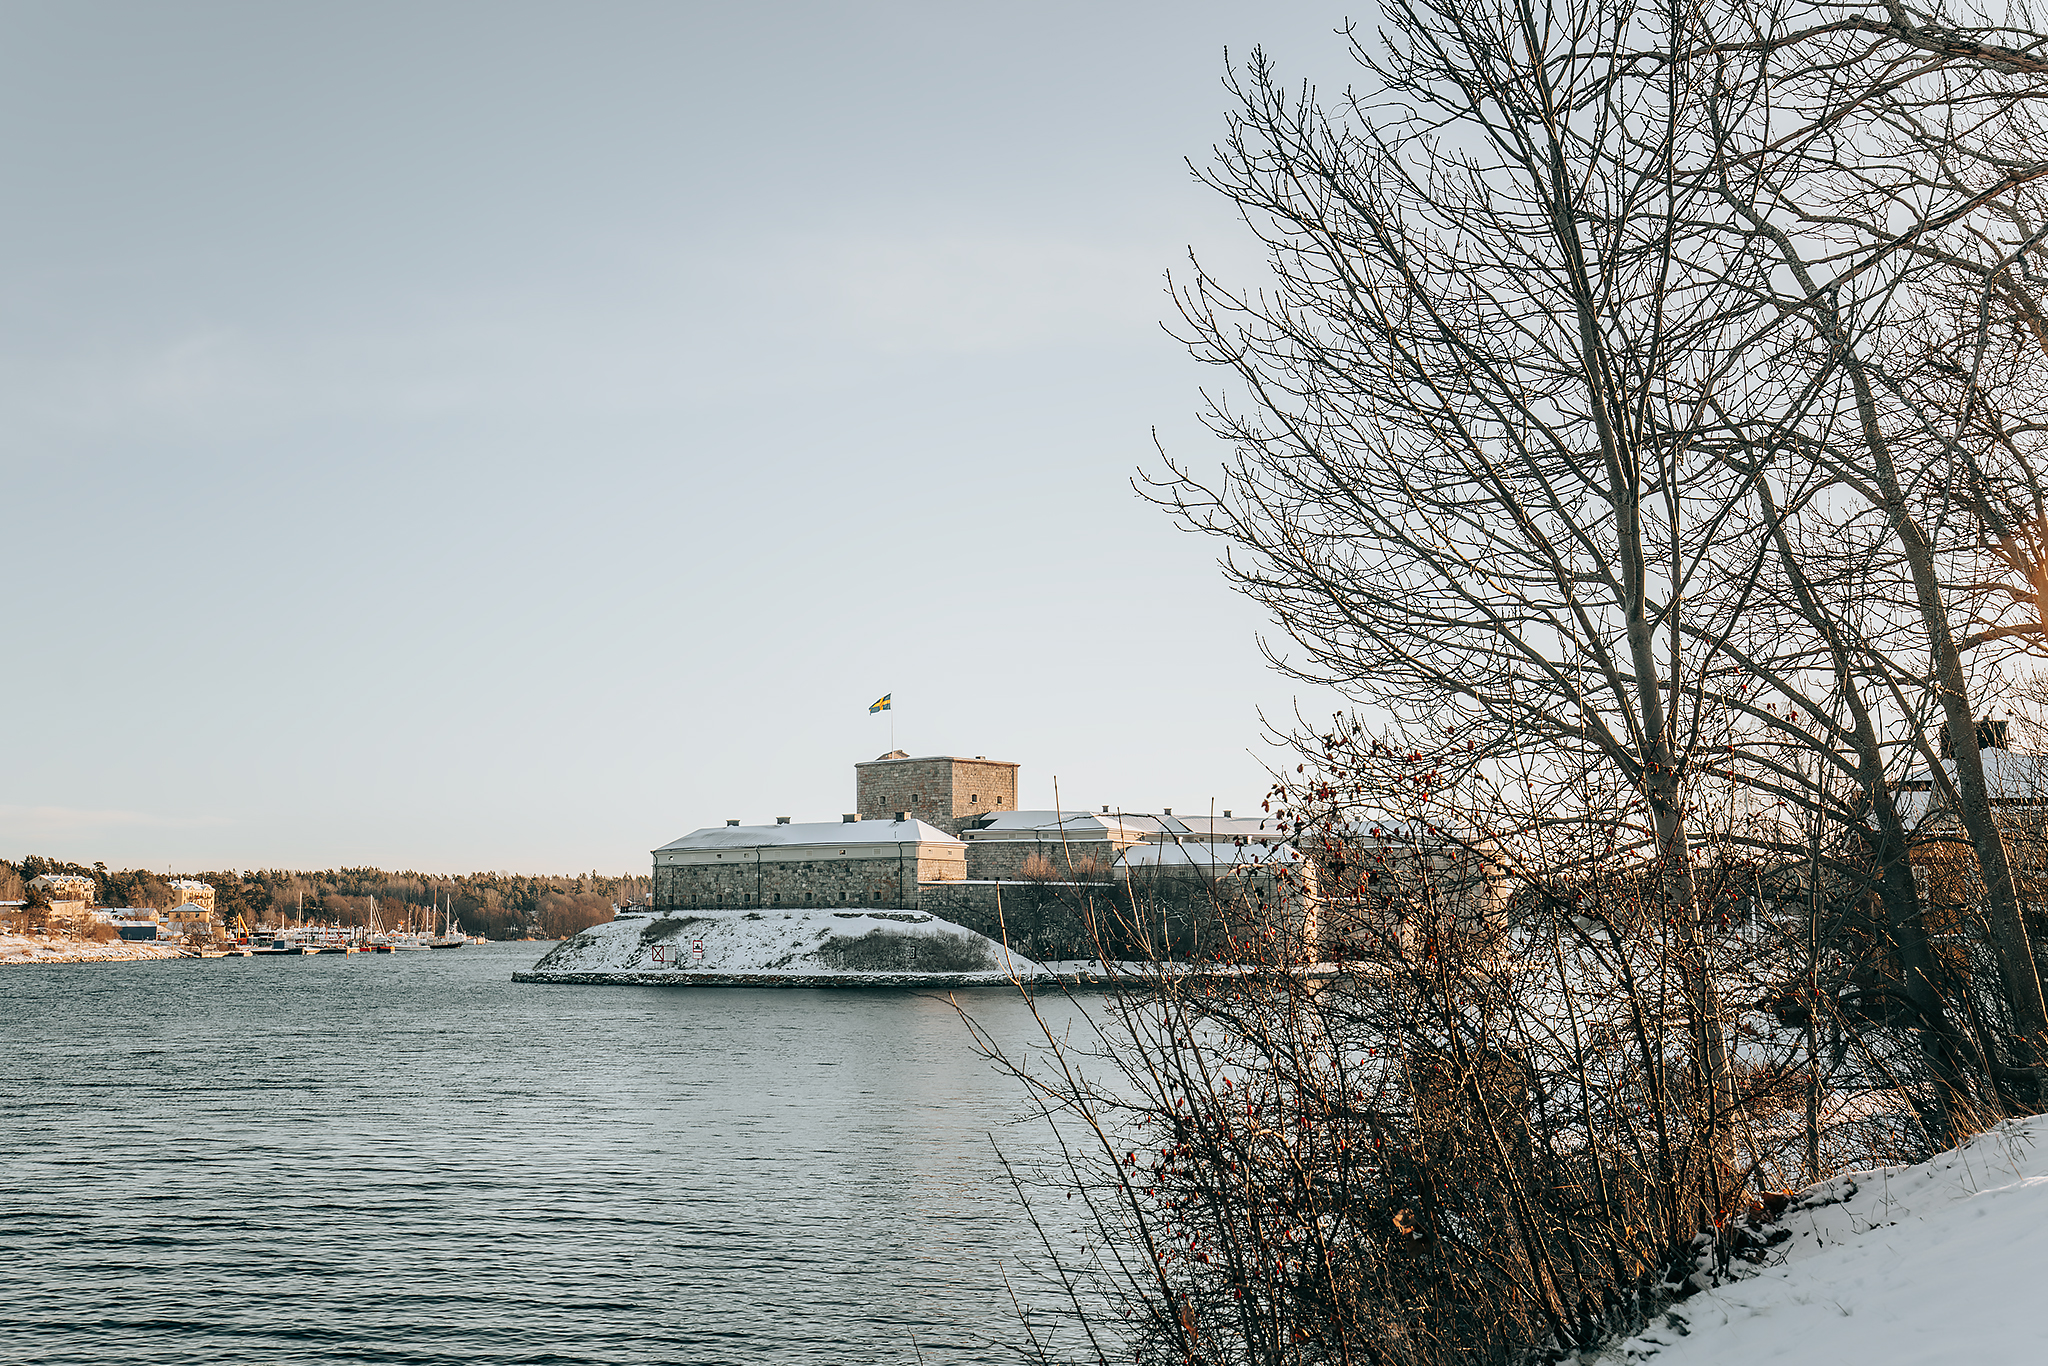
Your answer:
(1612, 1116), (2048, 1365)
(514, 908), (1047, 986)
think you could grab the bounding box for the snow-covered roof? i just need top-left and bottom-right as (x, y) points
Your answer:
(856, 752), (1017, 766)
(166, 902), (214, 915)
(1166, 815), (1290, 841)
(1290, 819), (1489, 847)
(964, 810), (1151, 839)
(655, 818), (961, 852)
(1118, 840), (1301, 870)
(1895, 749), (2048, 828)
(963, 810), (1280, 842)
(26, 873), (94, 889)
(168, 878), (212, 890)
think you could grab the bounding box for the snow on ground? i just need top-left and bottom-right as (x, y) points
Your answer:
(0, 933), (183, 965)
(1611, 1116), (2048, 1365)
(520, 908), (1048, 985)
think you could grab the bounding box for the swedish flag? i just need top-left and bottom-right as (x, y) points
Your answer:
(869, 693), (892, 713)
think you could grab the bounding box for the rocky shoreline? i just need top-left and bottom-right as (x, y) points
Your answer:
(518, 908), (1051, 988)
(1, 934), (185, 966)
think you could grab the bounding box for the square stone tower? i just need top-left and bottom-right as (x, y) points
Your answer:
(855, 752), (1018, 836)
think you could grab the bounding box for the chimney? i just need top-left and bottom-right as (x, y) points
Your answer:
(726, 819), (740, 827)
(1939, 718), (2011, 757)
(776, 816), (791, 825)
(1164, 808), (1173, 816)
(843, 813), (859, 823)
(895, 811), (908, 821)
(1224, 810), (1233, 818)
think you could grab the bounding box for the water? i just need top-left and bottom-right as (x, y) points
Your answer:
(0, 944), (1078, 1364)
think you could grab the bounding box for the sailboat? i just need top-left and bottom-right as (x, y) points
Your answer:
(428, 891), (467, 948)
(389, 900), (430, 951)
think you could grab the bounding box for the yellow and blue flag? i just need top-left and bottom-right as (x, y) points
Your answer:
(869, 693), (892, 714)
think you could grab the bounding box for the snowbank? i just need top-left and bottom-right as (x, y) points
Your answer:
(1610, 1116), (2048, 1365)
(513, 908), (1049, 987)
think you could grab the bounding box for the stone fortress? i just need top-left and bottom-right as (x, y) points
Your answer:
(651, 751), (1309, 957)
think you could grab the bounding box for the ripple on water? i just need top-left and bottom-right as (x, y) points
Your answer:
(1, 948), (1086, 1364)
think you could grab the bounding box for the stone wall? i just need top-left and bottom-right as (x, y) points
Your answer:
(961, 837), (1122, 882)
(856, 755), (1019, 835)
(914, 879), (1272, 963)
(1304, 836), (1503, 946)
(655, 845), (965, 912)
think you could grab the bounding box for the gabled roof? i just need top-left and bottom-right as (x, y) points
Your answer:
(1165, 815), (1289, 841)
(964, 810), (1290, 843)
(964, 810), (1156, 840)
(1119, 840), (1301, 870)
(655, 818), (961, 853)
(1337, 819), (1486, 845)
(1896, 749), (2048, 828)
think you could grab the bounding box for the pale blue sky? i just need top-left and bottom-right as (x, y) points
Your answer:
(4, 1), (1356, 873)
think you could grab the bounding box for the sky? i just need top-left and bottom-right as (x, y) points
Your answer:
(3, 1), (1362, 875)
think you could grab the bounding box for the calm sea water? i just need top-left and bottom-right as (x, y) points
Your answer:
(1, 944), (1081, 1364)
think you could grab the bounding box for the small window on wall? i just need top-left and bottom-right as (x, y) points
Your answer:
(970, 794), (978, 804)
(772, 893), (781, 903)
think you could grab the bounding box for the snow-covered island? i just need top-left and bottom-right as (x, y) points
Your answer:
(512, 908), (1051, 987)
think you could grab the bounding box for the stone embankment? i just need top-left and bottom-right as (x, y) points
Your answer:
(511, 911), (1342, 990)
(1, 933), (185, 966)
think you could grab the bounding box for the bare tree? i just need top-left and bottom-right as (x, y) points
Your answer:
(1149, 0), (2048, 1109)
(1671, 3), (2048, 1070)
(984, 6), (2048, 1363)
(1148, 0), (1778, 1141)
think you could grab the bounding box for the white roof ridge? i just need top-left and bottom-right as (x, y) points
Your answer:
(654, 818), (963, 851)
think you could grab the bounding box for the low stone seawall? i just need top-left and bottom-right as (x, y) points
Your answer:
(915, 881), (1244, 962)
(512, 969), (1034, 989)
(513, 963), (1343, 991)
(1, 934), (187, 966)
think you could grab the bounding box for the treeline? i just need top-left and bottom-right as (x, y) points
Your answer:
(1, 855), (648, 941)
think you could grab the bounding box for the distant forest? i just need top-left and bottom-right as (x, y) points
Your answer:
(0, 856), (647, 940)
